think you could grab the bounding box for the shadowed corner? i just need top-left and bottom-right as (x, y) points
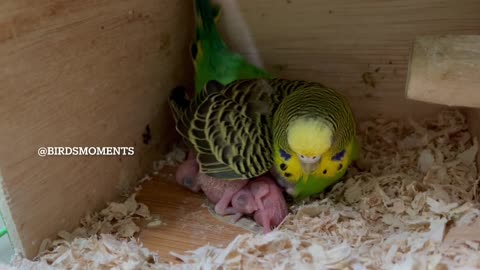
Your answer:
(169, 85), (189, 107)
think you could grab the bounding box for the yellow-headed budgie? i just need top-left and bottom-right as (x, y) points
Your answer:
(270, 80), (360, 200)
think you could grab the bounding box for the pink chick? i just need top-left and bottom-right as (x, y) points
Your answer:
(250, 176), (289, 233)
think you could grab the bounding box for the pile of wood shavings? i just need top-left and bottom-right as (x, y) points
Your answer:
(43, 194), (158, 247)
(7, 109), (480, 270)
(9, 194), (164, 270)
(10, 235), (158, 270)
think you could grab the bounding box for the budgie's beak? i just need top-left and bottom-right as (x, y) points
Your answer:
(300, 160), (320, 174)
(298, 154), (321, 174)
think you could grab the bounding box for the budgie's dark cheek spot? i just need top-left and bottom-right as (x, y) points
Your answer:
(284, 172), (292, 178)
(280, 163), (287, 171)
(338, 164), (343, 171)
(323, 169), (327, 175)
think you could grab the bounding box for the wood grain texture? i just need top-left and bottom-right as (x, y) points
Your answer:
(0, 0), (193, 258)
(217, 0), (480, 119)
(406, 35), (480, 108)
(136, 167), (249, 263)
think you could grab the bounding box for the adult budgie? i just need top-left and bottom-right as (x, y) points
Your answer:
(170, 78), (358, 200)
(191, 0), (271, 95)
(173, 0), (358, 205)
(270, 80), (360, 200)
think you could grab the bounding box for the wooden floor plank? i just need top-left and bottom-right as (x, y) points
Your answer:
(136, 166), (249, 263)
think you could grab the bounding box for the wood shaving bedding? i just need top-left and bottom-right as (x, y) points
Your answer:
(10, 235), (159, 270)
(6, 193), (163, 269)
(6, 110), (480, 270)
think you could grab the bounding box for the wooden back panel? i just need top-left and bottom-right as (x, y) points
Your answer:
(0, 0), (193, 258)
(217, 0), (480, 119)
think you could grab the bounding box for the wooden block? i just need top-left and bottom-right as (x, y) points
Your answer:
(0, 0), (193, 259)
(406, 35), (480, 108)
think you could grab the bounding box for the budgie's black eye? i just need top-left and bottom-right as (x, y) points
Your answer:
(300, 155), (304, 158)
(312, 156), (316, 159)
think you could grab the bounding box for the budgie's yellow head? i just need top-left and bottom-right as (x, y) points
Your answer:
(287, 117), (333, 174)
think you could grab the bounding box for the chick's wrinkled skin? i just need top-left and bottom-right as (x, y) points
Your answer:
(250, 176), (289, 233)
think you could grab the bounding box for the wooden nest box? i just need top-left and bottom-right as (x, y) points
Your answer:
(0, 0), (479, 262)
